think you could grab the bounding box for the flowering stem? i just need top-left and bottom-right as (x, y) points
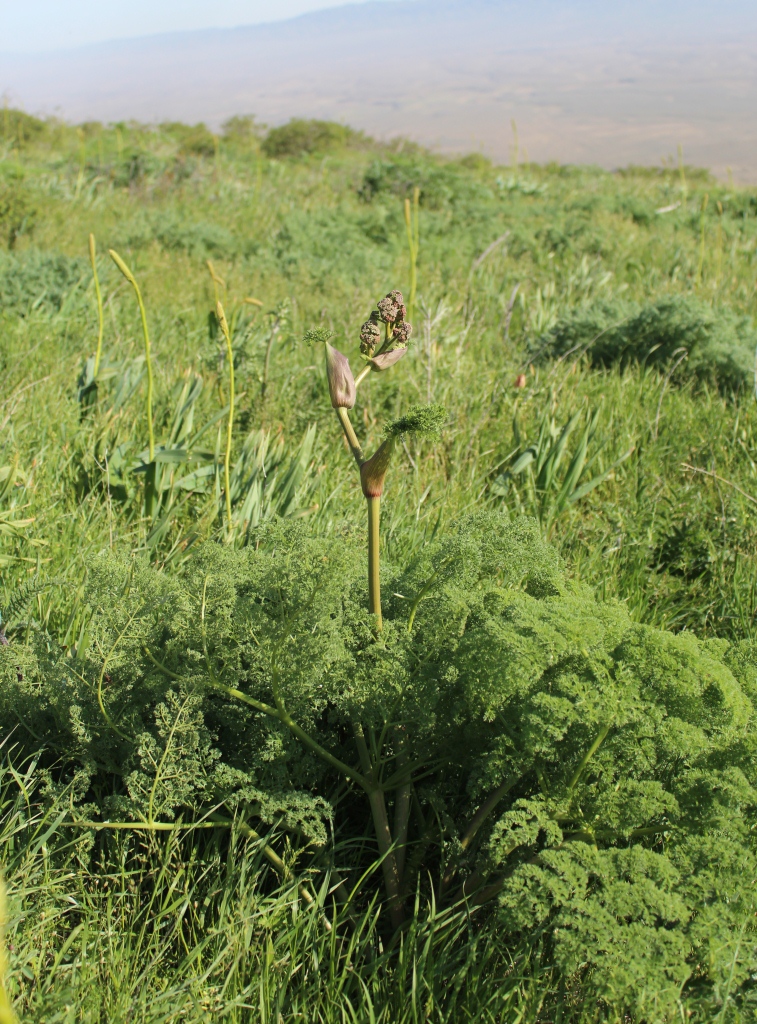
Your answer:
(89, 233), (104, 377)
(216, 302), (235, 536)
(116, 257), (154, 460)
(109, 249), (156, 515)
(404, 188), (420, 322)
(367, 496), (382, 631)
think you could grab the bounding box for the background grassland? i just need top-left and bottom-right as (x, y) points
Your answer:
(2, 111), (757, 1021)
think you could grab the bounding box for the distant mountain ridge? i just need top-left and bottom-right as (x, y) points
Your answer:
(3, 0), (755, 57)
(2, 0), (757, 177)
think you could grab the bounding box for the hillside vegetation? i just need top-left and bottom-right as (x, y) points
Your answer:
(1, 110), (757, 1023)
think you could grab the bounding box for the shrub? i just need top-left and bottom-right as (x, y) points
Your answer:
(161, 121), (217, 158)
(124, 211), (237, 256)
(112, 150), (167, 189)
(457, 152), (493, 173)
(0, 108), (49, 147)
(0, 177), (36, 249)
(359, 156), (492, 208)
(532, 296), (757, 389)
(221, 114), (263, 148)
(262, 118), (367, 159)
(0, 250), (86, 314)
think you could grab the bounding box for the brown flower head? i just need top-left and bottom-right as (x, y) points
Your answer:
(391, 321), (412, 346)
(360, 320), (382, 356)
(377, 289), (406, 324)
(325, 343), (356, 409)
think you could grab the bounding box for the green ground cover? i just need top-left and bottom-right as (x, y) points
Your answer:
(1, 110), (757, 1022)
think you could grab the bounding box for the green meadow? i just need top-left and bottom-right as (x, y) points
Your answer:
(1, 110), (757, 1022)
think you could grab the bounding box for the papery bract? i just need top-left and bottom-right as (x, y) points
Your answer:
(326, 343), (356, 409)
(370, 348), (407, 372)
(360, 438), (396, 497)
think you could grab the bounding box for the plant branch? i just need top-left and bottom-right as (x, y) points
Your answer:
(336, 407), (364, 465)
(567, 723), (611, 792)
(440, 774), (520, 895)
(461, 774), (521, 850)
(97, 608), (145, 742)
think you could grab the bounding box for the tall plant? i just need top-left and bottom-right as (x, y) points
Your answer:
(403, 189), (420, 323)
(302, 292), (442, 925)
(109, 249), (157, 516)
(306, 289), (443, 633)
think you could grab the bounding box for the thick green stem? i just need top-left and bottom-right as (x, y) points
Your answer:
(367, 496), (382, 630)
(404, 190), (419, 322)
(440, 773), (520, 895)
(353, 722), (404, 929)
(407, 559), (454, 633)
(69, 819), (224, 831)
(97, 608), (145, 742)
(392, 727), (412, 886)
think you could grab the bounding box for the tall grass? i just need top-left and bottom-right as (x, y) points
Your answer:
(0, 748), (555, 1023)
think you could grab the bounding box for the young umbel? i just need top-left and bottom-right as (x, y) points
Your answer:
(2, 292), (757, 1018)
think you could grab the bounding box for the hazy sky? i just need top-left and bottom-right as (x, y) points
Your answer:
(0, 0), (398, 53)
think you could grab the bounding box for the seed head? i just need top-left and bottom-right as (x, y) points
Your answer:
(514, 373), (527, 388)
(377, 290), (406, 324)
(325, 344), (356, 409)
(360, 320), (382, 356)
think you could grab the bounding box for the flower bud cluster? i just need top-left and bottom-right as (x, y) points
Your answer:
(377, 289), (407, 324)
(364, 290), (413, 372)
(360, 319), (381, 357)
(391, 321), (412, 346)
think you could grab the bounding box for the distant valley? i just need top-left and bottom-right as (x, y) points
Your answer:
(2, 0), (757, 178)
